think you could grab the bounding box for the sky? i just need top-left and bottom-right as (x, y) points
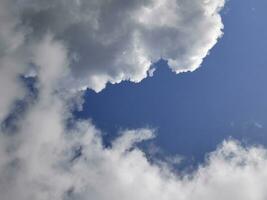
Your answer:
(78, 0), (267, 163)
(1, 0), (267, 200)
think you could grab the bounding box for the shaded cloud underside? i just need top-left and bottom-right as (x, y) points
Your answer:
(2, 0), (267, 200)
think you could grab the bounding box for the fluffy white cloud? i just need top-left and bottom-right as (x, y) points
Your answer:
(2, 0), (225, 92)
(1, 31), (267, 200)
(1, 84), (267, 200)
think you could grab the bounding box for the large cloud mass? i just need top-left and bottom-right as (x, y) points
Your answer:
(3, 0), (267, 200)
(2, 85), (267, 200)
(2, 0), (224, 91)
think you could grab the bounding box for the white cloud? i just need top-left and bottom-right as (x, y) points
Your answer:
(1, 90), (267, 200)
(0, 33), (267, 199)
(3, 0), (225, 92)
(0, 0), (27, 121)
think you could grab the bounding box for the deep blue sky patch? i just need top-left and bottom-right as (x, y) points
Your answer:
(76, 0), (267, 162)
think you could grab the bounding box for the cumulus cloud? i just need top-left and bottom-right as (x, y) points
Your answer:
(1, 85), (267, 200)
(1, 31), (267, 200)
(3, 0), (224, 91)
(3, 0), (267, 200)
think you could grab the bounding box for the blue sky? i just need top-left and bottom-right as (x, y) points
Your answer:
(77, 0), (267, 163)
